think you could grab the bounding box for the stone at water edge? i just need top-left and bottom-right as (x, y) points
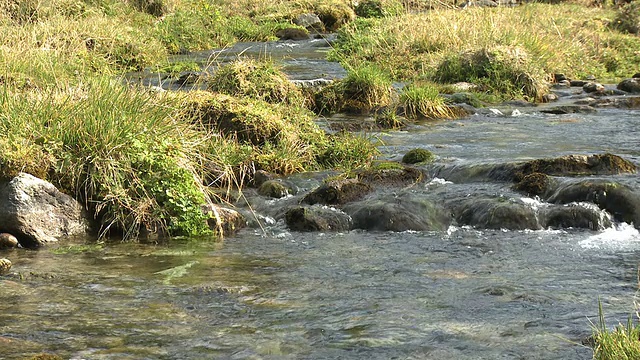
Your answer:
(0, 258), (11, 274)
(617, 78), (640, 93)
(0, 233), (18, 249)
(0, 172), (90, 248)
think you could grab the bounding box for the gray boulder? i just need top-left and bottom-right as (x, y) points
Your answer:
(0, 173), (89, 248)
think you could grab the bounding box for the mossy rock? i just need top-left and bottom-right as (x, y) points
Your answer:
(355, 0), (403, 18)
(513, 153), (637, 182)
(314, 0), (356, 31)
(353, 162), (425, 187)
(257, 180), (294, 198)
(512, 172), (556, 197)
(275, 27), (309, 40)
(402, 148), (435, 164)
(208, 59), (305, 106)
(285, 205), (352, 232)
(302, 178), (373, 205)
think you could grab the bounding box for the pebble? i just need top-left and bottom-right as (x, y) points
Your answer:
(0, 258), (11, 274)
(0, 233), (19, 249)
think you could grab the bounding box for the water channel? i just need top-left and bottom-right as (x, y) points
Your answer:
(1, 38), (639, 359)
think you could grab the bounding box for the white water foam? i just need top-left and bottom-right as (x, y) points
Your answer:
(579, 223), (640, 249)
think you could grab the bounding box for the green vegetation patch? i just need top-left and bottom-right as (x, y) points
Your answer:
(434, 46), (549, 101)
(315, 64), (393, 114)
(209, 59), (305, 106)
(330, 4), (640, 101)
(400, 83), (459, 119)
(592, 301), (640, 360)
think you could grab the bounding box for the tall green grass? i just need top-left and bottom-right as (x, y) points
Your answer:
(330, 3), (640, 99)
(0, 79), (212, 238)
(592, 300), (640, 359)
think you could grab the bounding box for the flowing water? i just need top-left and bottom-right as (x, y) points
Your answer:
(2, 39), (640, 360)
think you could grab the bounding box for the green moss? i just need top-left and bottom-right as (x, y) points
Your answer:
(402, 148), (435, 164)
(355, 0), (403, 18)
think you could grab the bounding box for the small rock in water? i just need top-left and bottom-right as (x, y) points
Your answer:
(0, 233), (18, 249)
(0, 258), (11, 274)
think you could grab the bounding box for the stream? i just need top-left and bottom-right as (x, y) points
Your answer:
(1, 38), (640, 360)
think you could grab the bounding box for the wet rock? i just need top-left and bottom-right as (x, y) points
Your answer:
(553, 80), (571, 89)
(540, 105), (597, 114)
(553, 73), (568, 82)
(617, 78), (640, 93)
(344, 194), (451, 231)
(453, 197), (540, 230)
(546, 180), (640, 227)
(402, 149), (435, 164)
(294, 13), (324, 32)
(253, 170), (277, 187)
(0, 233), (18, 249)
(513, 153), (636, 182)
(582, 82), (604, 93)
(302, 178), (373, 206)
(275, 28), (309, 41)
(257, 180), (295, 198)
(353, 162), (425, 187)
(512, 172), (557, 197)
(204, 204), (246, 236)
(285, 205), (352, 232)
(542, 93), (558, 102)
(591, 96), (640, 109)
(570, 80), (588, 87)
(175, 72), (202, 86)
(0, 173), (89, 248)
(633, 73), (640, 79)
(291, 78), (333, 90)
(542, 203), (612, 230)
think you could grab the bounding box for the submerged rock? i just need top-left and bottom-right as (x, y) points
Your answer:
(0, 173), (89, 248)
(343, 193), (451, 232)
(453, 197), (540, 230)
(546, 180), (640, 227)
(285, 205), (352, 232)
(542, 203), (612, 230)
(540, 105), (597, 114)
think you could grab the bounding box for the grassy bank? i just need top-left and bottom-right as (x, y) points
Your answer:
(330, 2), (640, 100)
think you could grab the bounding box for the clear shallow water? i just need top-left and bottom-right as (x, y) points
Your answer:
(4, 40), (640, 359)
